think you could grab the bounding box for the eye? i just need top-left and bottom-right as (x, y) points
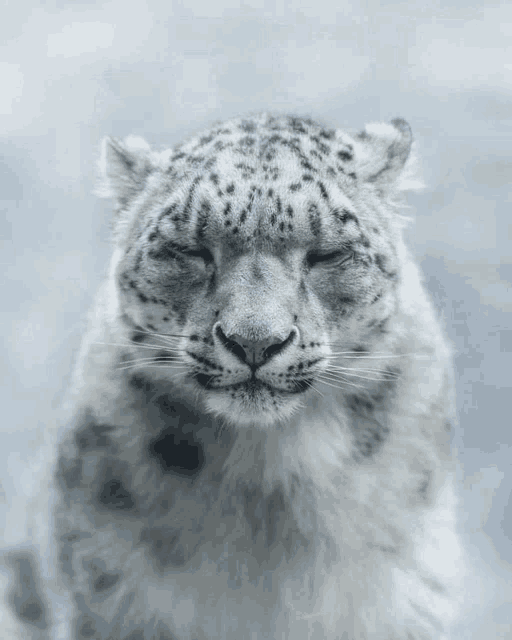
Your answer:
(179, 246), (214, 263)
(306, 250), (353, 268)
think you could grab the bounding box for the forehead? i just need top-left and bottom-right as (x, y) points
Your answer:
(152, 114), (363, 250)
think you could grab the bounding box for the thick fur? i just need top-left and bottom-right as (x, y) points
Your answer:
(1, 113), (466, 639)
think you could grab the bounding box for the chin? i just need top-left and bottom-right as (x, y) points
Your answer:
(203, 388), (305, 429)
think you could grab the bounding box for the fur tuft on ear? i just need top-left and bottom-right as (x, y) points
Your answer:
(95, 135), (154, 207)
(354, 119), (422, 193)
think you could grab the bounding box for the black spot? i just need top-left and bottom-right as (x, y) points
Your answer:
(189, 155), (205, 167)
(76, 416), (115, 452)
(235, 162), (256, 179)
(289, 182), (301, 192)
(76, 613), (101, 639)
(149, 429), (204, 477)
(181, 175), (202, 224)
(317, 181), (329, 200)
(57, 456), (83, 490)
(7, 554), (48, 629)
(302, 174), (313, 181)
(160, 202), (179, 220)
(348, 394), (389, 458)
(140, 526), (187, 568)
(308, 203), (321, 236)
(337, 149), (353, 162)
(93, 571), (121, 594)
(59, 531), (93, 580)
(287, 117), (307, 133)
(320, 128), (335, 140)
(418, 470), (432, 500)
(310, 135), (330, 155)
(239, 119), (256, 132)
(129, 373), (152, 391)
(130, 328), (146, 343)
(239, 135), (256, 148)
(242, 485), (296, 552)
(377, 317), (389, 333)
(353, 345), (368, 353)
(168, 151), (187, 163)
(226, 183), (235, 194)
(265, 489), (287, 546)
(198, 134), (214, 146)
(98, 476), (135, 512)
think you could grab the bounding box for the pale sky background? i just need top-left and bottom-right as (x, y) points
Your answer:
(1, 1), (511, 638)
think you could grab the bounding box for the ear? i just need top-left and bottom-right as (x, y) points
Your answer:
(355, 119), (419, 192)
(96, 135), (154, 207)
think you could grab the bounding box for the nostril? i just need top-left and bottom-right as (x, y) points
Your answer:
(263, 342), (285, 360)
(226, 340), (247, 363)
(215, 326), (247, 362)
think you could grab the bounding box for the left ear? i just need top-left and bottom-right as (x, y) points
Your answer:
(354, 119), (413, 191)
(96, 135), (155, 209)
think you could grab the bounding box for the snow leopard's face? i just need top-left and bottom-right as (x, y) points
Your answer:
(100, 114), (414, 427)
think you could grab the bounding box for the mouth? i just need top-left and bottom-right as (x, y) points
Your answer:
(193, 373), (313, 395)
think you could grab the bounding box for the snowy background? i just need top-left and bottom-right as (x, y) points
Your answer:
(1, 1), (511, 637)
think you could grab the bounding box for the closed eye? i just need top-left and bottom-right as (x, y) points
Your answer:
(306, 250), (353, 268)
(148, 242), (214, 265)
(181, 247), (214, 263)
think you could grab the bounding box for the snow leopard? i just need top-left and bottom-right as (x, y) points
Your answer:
(0, 113), (466, 639)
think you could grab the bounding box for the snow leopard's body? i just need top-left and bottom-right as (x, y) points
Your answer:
(1, 113), (465, 639)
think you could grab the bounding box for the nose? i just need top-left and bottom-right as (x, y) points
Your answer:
(215, 325), (295, 367)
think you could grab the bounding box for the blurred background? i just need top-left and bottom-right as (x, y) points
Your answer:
(1, 1), (511, 637)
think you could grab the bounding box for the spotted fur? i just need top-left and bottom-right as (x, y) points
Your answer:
(1, 113), (465, 639)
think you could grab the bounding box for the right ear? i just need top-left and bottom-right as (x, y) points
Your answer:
(96, 135), (154, 208)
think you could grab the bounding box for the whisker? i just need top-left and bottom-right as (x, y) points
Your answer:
(326, 352), (413, 359)
(117, 362), (187, 372)
(326, 367), (399, 379)
(327, 363), (399, 373)
(308, 383), (324, 398)
(326, 373), (387, 382)
(316, 375), (365, 391)
(317, 371), (366, 389)
(129, 328), (189, 340)
(119, 355), (183, 366)
(93, 341), (173, 352)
